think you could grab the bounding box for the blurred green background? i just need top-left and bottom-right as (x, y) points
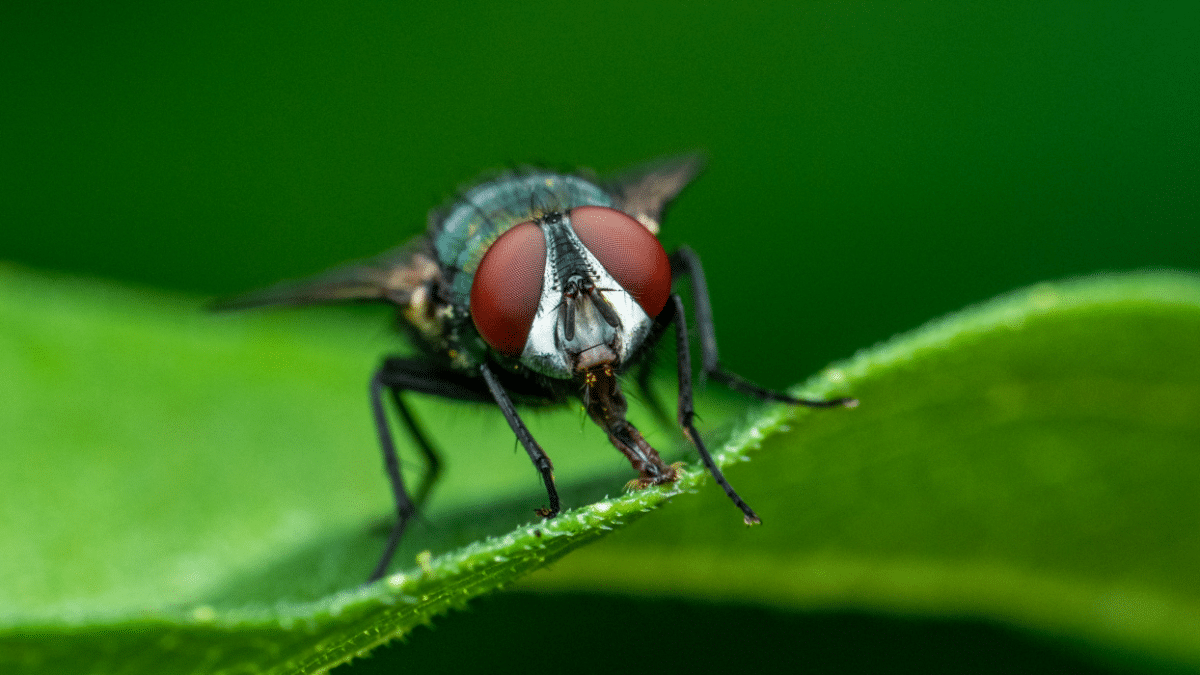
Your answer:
(3, 1), (1196, 672)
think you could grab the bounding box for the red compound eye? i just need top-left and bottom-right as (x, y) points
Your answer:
(570, 206), (672, 318)
(470, 221), (546, 356)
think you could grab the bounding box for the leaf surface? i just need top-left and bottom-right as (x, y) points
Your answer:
(1, 266), (1197, 673)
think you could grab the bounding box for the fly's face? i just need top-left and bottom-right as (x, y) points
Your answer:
(468, 206), (672, 379)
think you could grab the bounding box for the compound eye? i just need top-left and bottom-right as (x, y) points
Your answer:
(470, 221), (546, 356)
(570, 206), (672, 318)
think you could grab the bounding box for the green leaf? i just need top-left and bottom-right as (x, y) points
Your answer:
(523, 271), (1200, 670)
(1, 266), (1197, 673)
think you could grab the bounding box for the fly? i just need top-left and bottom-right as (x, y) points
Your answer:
(219, 154), (856, 581)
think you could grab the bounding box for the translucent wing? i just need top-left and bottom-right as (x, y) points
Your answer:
(212, 240), (438, 310)
(607, 152), (706, 235)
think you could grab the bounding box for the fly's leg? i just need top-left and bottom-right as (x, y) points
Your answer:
(387, 390), (441, 510)
(368, 368), (415, 582)
(669, 246), (857, 408)
(479, 363), (561, 519)
(658, 295), (760, 524)
(369, 358), (493, 582)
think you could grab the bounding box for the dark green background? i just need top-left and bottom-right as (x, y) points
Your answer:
(3, 2), (1196, 672)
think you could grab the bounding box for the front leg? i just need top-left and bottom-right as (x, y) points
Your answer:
(658, 294), (760, 524)
(669, 246), (857, 408)
(479, 363), (561, 519)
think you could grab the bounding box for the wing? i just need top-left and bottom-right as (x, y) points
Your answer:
(606, 151), (707, 236)
(212, 240), (439, 311)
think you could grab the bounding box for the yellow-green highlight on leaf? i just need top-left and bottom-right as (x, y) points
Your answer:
(1, 265), (1198, 673)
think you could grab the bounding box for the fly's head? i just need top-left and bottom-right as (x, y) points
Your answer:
(469, 206), (673, 381)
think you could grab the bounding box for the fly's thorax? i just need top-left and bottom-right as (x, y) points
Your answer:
(433, 172), (614, 311)
(398, 285), (489, 372)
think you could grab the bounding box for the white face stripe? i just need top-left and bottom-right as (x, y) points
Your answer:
(519, 214), (653, 379)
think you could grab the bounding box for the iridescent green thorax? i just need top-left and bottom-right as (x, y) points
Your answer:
(432, 172), (612, 311)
